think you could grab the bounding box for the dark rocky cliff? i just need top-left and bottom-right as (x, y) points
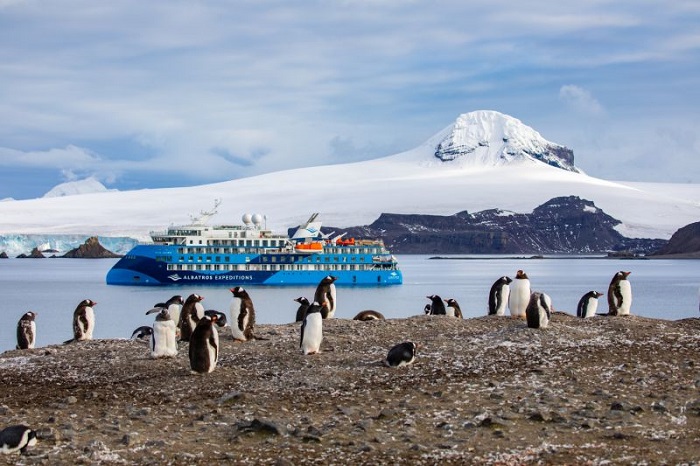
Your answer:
(650, 221), (700, 257)
(61, 236), (122, 258)
(324, 196), (666, 255)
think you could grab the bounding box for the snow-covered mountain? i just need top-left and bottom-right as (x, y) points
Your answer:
(42, 177), (114, 198)
(0, 110), (698, 250)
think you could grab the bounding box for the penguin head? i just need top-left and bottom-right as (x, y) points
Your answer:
(156, 309), (172, 321)
(294, 296), (310, 305)
(444, 298), (457, 306)
(321, 275), (338, 284)
(168, 295), (185, 306)
(80, 299), (97, 308)
(592, 291), (604, 299)
(230, 286), (248, 298)
(502, 276), (513, 284)
(186, 293), (204, 304)
(20, 311), (37, 322)
(515, 270), (528, 280)
(426, 295), (442, 304)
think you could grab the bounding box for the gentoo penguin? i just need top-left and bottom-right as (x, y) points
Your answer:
(607, 271), (632, 316)
(314, 275), (338, 319)
(508, 270), (530, 318)
(72, 299), (97, 341)
(526, 292), (552, 329)
(178, 293), (205, 342)
(423, 304), (432, 315)
(130, 326), (153, 340)
(204, 310), (228, 327)
(444, 298), (464, 318)
(16, 311), (37, 350)
(188, 314), (219, 374)
(294, 296), (310, 322)
(229, 286), (256, 342)
(146, 307), (177, 358)
(488, 276), (512, 316)
(426, 295), (446, 315)
(0, 425), (37, 454)
(300, 302), (323, 355)
(153, 295), (184, 331)
(353, 310), (385, 321)
(385, 341), (417, 367)
(577, 291), (604, 318)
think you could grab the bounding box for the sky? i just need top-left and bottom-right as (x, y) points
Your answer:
(0, 0), (699, 200)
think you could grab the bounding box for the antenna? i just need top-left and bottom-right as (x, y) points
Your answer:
(189, 199), (222, 226)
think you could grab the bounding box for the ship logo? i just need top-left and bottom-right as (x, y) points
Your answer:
(167, 274), (183, 282)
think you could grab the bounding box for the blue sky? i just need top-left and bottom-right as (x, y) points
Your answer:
(1, 0), (698, 199)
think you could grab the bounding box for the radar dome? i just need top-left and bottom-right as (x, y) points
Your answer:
(242, 213), (253, 225)
(252, 213), (264, 225)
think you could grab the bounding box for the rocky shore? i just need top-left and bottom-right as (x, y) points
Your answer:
(1, 313), (699, 465)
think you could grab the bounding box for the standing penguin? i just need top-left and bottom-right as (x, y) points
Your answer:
(444, 298), (464, 318)
(526, 292), (552, 329)
(153, 295), (184, 332)
(508, 270), (530, 318)
(385, 341), (417, 367)
(577, 291), (604, 318)
(294, 296), (310, 322)
(178, 293), (205, 342)
(189, 314), (219, 374)
(426, 295), (446, 315)
(71, 299), (97, 342)
(608, 271), (632, 316)
(488, 276), (512, 316)
(314, 275), (338, 319)
(300, 302), (323, 355)
(146, 307), (177, 358)
(16, 312), (37, 350)
(0, 425), (37, 454)
(229, 286), (256, 342)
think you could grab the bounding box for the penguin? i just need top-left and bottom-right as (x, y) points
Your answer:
(153, 295), (184, 331)
(229, 286), (256, 342)
(488, 276), (512, 316)
(300, 302), (323, 355)
(178, 293), (205, 342)
(444, 298), (463, 318)
(204, 310), (228, 327)
(577, 291), (604, 318)
(426, 295), (446, 315)
(526, 292), (552, 329)
(294, 296), (310, 323)
(0, 425), (37, 454)
(423, 303), (432, 315)
(71, 298), (97, 342)
(188, 314), (219, 374)
(16, 311), (37, 350)
(385, 341), (417, 367)
(607, 271), (632, 316)
(508, 270), (530, 318)
(130, 326), (153, 340)
(353, 310), (385, 321)
(314, 275), (338, 319)
(146, 307), (177, 358)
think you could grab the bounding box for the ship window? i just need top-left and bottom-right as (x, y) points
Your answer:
(225, 257), (230, 262)
(216, 257), (220, 262)
(189, 256), (194, 261)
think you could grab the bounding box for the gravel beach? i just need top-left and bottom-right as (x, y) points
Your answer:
(1, 313), (699, 465)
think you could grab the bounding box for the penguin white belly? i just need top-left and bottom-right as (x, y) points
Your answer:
(495, 287), (510, 316)
(445, 306), (455, 317)
(168, 304), (181, 329)
(617, 281), (632, 315)
(508, 280), (530, 317)
(538, 308), (550, 328)
(84, 307), (95, 339)
(194, 302), (204, 320)
(583, 298), (598, 318)
(301, 314), (323, 355)
(229, 298), (245, 340)
(28, 322), (36, 349)
(327, 286), (337, 318)
(207, 327), (219, 373)
(151, 321), (177, 358)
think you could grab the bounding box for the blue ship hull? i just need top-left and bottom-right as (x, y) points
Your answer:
(106, 245), (402, 286)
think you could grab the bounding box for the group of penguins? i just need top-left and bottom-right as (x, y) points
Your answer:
(4, 270), (632, 454)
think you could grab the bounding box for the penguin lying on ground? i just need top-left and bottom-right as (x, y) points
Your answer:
(385, 342), (417, 367)
(16, 311), (37, 350)
(353, 310), (385, 321)
(0, 425), (37, 454)
(130, 326), (153, 340)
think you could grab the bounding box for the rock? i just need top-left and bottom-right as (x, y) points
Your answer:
(61, 236), (121, 258)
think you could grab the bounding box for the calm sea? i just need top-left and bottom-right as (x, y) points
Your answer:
(0, 256), (698, 353)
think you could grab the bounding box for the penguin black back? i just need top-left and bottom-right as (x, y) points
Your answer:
(16, 311), (37, 350)
(488, 276), (512, 315)
(0, 424), (37, 454)
(179, 293), (204, 341)
(189, 315), (219, 373)
(294, 297), (310, 322)
(426, 295), (446, 315)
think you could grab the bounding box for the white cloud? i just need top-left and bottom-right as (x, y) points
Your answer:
(558, 85), (605, 116)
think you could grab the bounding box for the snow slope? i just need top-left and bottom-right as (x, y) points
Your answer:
(0, 111), (698, 241)
(42, 177), (113, 198)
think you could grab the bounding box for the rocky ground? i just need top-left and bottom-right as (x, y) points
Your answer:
(1, 313), (700, 465)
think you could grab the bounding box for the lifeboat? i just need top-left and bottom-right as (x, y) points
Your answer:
(335, 237), (356, 246)
(294, 242), (324, 253)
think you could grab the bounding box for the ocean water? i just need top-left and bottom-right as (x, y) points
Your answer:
(0, 256), (698, 353)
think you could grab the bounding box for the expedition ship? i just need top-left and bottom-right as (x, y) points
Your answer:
(105, 206), (402, 286)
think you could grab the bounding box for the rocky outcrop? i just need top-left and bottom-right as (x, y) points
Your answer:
(17, 247), (46, 258)
(61, 236), (121, 258)
(0, 251), (7, 259)
(650, 221), (700, 257)
(327, 196), (666, 255)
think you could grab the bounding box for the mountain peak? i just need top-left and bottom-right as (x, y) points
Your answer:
(433, 110), (579, 172)
(42, 177), (115, 198)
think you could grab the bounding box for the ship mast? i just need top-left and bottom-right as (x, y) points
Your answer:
(189, 199), (222, 226)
